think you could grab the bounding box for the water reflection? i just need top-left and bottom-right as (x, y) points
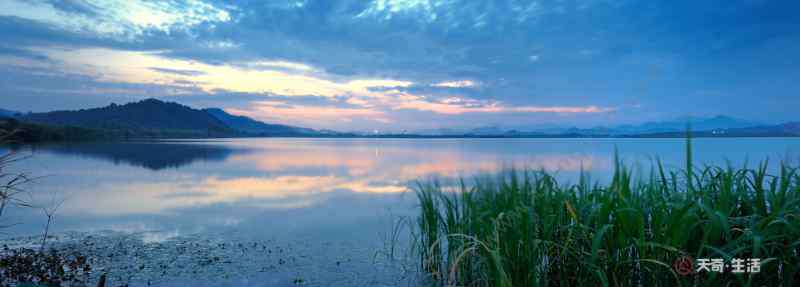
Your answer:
(2, 138), (798, 239)
(24, 141), (248, 170)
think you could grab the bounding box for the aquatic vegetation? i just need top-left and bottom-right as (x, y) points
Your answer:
(412, 138), (800, 286)
(0, 127), (31, 218)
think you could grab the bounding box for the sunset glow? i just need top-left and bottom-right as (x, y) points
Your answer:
(1, 0), (797, 131)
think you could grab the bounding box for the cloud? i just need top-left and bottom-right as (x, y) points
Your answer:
(0, 0), (231, 39)
(0, 45), (49, 61)
(227, 101), (391, 129)
(0, 64), (198, 111)
(5, 44), (617, 128)
(2, 0), (799, 128)
(432, 80), (478, 88)
(149, 67), (205, 76)
(240, 60), (316, 73)
(511, 105), (616, 113)
(393, 95), (615, 115)
(40, 47), (390, 97)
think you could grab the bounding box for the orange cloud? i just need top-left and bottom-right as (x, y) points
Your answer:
(41, 48), (414, 99)
(227, 101), (391, 126)
(40, 47), (615, 125)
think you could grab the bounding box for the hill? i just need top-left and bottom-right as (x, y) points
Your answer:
(417, 115), (764, 136)
(18, 99), (235, 138)
(3, 99), (795, 141)
(0, 118), (111, 142)
(37, 141), (248, 170)
(0, 108), (19, 118)
(204, 108), (320, 136)
(4, 99), (333, 142)
(620, 115), (762, 134)
(629, 122), (800, 138)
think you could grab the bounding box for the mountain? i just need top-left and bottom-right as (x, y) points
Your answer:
(468, 125), (507, 136)
(38, 141), (249, 170)
(629, 122), (800, 138)
(441, 115), (765, 136)
(204, 108), (321, 136)
(9, 99), (332, 141)
(0, 108), (19, 118)
(1, 118), (111, 142)
(5, 99), (794, 141)
(626, 115), (761, 134)
(415, 127), (470, 136)
(407, 115), (794, 138)
(701, 122), (800, 137)
(417, 123), (562, 136)
(19, 99), (235, 137)
(554, 115), (763, 135)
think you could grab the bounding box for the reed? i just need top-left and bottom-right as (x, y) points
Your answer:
(412, 137), (800, 286)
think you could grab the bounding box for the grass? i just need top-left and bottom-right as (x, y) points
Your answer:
(412, 136), (800, 287)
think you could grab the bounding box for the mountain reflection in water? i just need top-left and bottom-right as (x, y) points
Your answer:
(23, 141), (249, 170)
(1, 138), (797, 240)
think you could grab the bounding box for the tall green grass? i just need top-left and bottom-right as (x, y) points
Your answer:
(412, 137), (800, 286)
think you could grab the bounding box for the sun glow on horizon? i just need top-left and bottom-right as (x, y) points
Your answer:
(35, 47), (616, 129)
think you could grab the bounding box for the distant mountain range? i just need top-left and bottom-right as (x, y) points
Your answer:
(1, 99), (797, 142)
(631, 122), (800, 138)
(571, 115), (763, 136)
(33, 141), (249, 170)
(203, 108), (323, 136)
(417, 115), (788, 137)
(0, 108), (20, 118)
(1, 99), (331, 141)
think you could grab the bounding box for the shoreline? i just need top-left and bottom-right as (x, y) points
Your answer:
(1, 230), (417, 286)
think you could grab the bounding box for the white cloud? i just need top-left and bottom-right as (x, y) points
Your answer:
(356, 0), (444, 21)
(432, 80), (478, 88)
(36, 47), (614, 128)
(0, 0), (231, 40)
(41, 47), (413, 99)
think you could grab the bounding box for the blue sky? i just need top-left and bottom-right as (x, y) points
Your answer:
(0, 0), (798, 131)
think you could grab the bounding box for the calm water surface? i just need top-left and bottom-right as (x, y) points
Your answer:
(1, 138), (799, 285)
(2, 137), (800, 238)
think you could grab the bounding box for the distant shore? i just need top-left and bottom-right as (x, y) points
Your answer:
(3, 118), (799, 145)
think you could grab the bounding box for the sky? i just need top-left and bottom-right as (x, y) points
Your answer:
(0, 0), (798, 132)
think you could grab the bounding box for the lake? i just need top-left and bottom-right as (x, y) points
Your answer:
(1, 137), (799, 286)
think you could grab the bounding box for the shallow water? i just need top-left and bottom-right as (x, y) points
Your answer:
(1, 137), (799, 285)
